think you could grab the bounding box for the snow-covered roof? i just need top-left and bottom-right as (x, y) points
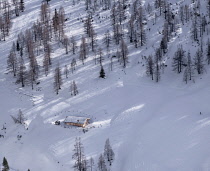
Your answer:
(64, 116), (90, 124)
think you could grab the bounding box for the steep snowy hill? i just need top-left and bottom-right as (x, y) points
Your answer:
(0, 0), (210, 170)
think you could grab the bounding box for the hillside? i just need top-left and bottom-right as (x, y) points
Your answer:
(0, 0), (210, 170)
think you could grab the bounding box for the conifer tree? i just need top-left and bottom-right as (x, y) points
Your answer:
(89, 157), (94, 171)
(79, 37), (88, 65)
(99, 66), (105, 78)
(97, 48), (104, 66)
(154, 55), (161, 82)
(207, 0), (210, 19)
(172, 46), (186, 73)
(54, 65), (62, 94)
(98, 154), (107, 171)
(138, 5), (147, 46)
(28, 54), (39, 90)
(103, 30), (111, 52)
(183, 68), (189, 84)
(70, 36), (77, 55)
(20, 0), (25, 12)
(2, 157), (9, 171)
(7, 43), (18, 77)
(206, 39), (210, 65)
(14, 1), (20, 16)
(146, 55), (154, 80)
(72, 137), (87, 171)
(104, 138), (114, 166)
(70, 81), (78, 96)
(183, 51), (193, 84)
(194, 48), (205, 74)
(16, 56), (27, 87)
(43, 43), (51, 76)
(16, 40), (20, 51)
(186, 52), (194, 81)
(64, 65), (69, 78)
(120, 39), (128, 68)
(89, 25), (97, 52)
(63, 36), (69, 54)
(191, 15), (198, 41)
(71, 58), (77, 73)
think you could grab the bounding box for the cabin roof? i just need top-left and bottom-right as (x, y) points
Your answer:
(64, 116), (90, 124)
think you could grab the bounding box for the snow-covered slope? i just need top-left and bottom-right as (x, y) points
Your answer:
(1, 0), (210, 170)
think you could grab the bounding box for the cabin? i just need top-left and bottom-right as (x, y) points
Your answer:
(64, 116), (90, 128)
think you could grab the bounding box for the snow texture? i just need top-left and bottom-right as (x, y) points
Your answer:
(0, 0), (210, 170)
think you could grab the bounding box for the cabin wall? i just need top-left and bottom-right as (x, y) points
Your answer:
(64, 118), (90, 128)
(65, 122), (83, 127)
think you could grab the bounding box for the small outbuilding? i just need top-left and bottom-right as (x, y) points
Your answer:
(64, 116), (90, 128)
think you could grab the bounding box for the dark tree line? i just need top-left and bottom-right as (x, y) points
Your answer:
(72, 137), (114, 171)
(6, 0), (210, 94)
(7, 0), (131, 94)
(144, 0), (210, 83)
(7, 2), (67, 92)
(0, 0), (25, 41)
